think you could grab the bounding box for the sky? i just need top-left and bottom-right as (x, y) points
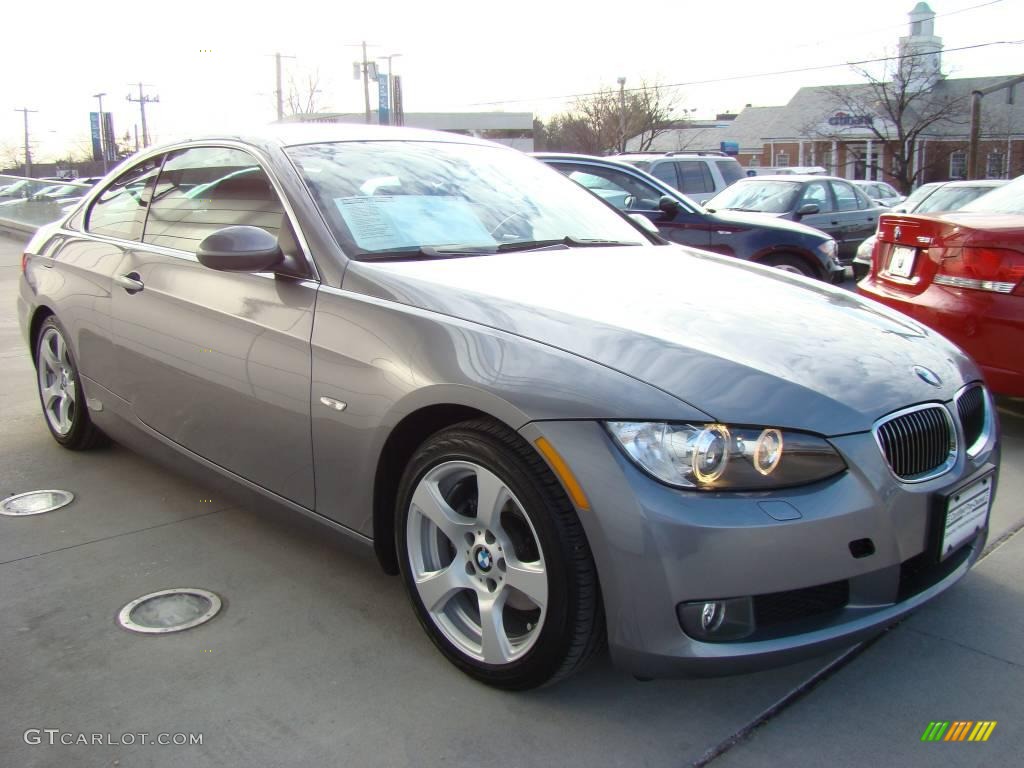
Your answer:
(1, 0), (1021, 164)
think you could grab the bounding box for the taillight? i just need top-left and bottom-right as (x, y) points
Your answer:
(21, 252), (29, 273)
(933, 247), (1024, 295)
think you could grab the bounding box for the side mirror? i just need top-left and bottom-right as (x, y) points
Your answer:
(629, 213), (660, 235)
(197, 226), (283, 272)
(795, 203), (820, 218)
(658, 195), (680, 217)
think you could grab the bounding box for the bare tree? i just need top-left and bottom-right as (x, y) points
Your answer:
(286, 68), (324, 117)
(543, 80), (681, 155)
(803, 51), (968, 192)
(0, 141), (22, 172)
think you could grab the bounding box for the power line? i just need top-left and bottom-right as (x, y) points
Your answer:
(126, 83), (159, 148)
(466, 39), (1024, 108)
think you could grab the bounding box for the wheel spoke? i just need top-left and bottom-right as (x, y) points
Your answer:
(415, 563), (467, 613)
(57, 395), (72, 431)
(55, 333), (68, 368)
(478, 591), (513, 664)
(474, 466), (510, 530)
(41, 383), (61, 408)
(504, 561), (548, 609)
(411, 480), (475, 543)
(40, 338), (59, 371)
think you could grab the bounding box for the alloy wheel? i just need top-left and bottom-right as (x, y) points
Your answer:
(37, 327), (77, 436)
(405, 460), (548, 665)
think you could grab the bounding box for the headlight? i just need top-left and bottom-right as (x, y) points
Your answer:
(816, 239), (838, 260)
(605, 422), (846, 490)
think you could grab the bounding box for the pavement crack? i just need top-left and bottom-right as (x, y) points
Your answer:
(902, 625), (1024, 669)
(0, 505), (233, 566)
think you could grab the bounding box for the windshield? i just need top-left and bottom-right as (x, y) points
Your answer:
(705, 180), (801, 213)
(287, 141), (646, 258)
(915, 185), (1003, 213)
(958, 178), (1023, 214)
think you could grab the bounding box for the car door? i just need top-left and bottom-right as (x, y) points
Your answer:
(109, 145), (318, 507)
(830, 180), (879, 259)
(550, 161), (712, 250)
(794, 180), (843, 243)
(47, 155), (164, 396)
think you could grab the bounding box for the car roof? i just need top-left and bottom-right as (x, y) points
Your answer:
(149, 123), (498, 153)
(733, 174), (845, 182)
(611, 153), (735, 161)
(937, 179), (1007, 188)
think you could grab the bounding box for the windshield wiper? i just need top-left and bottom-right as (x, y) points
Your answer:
(496, 236), (640, 252)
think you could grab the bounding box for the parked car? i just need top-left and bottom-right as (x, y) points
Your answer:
(746, 166), (827, 177)
(853, 180), (905, 208)
(853, 180), (1008, 279)
(20, 125), (999, 688)
(704, 175), (886, 263)
(612, 152), (745, 204)
(859, 174), (1023, 395)
(537, 152), (842, 281)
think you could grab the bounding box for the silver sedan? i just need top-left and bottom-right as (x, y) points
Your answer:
(18, 125), (999, 688)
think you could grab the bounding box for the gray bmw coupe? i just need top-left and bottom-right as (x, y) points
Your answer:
(18, 125), (999, 689)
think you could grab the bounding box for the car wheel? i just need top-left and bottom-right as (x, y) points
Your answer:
(396, 418), (604, 689)
(763, 253), (818, 279)
(35, 317), (109, 450)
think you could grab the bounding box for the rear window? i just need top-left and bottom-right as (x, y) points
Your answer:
(714, 159), (745, 186)
(676, 161), (714, 194)
(957, 179), (1022, 214)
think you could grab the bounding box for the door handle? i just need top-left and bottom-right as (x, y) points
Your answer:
(115, 272), (144, 294)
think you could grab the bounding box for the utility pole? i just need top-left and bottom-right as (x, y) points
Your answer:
(967, 73), (1024, 179)
(14, 107), (37, 177)
(126, 82), (159, 148)
(93, 92), (108, 173)
(617, 77), (627, 153)
(272, 52), (296, 121)
(361, 41), (372, 124)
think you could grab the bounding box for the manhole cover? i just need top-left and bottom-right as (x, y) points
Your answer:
(1, 490), (74, 516)
(118, 589), (222, 634)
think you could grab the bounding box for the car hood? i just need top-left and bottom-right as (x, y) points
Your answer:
(345, 246), (978, 434)
(705, 209), (828, 239)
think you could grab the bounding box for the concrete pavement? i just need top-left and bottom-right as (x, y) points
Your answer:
(2, 232), (1022, 767)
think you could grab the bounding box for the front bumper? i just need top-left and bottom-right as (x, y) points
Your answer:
(520, 412), (998, 678)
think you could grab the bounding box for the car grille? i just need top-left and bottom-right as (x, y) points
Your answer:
(754, 580), (849, 627)
(956, 385), (986, 450)
(875, 406), (954, 481)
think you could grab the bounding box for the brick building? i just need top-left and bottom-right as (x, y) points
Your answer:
(629, 3), (1022, 191)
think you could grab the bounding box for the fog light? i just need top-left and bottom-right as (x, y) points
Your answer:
(678, 596), (756, 641)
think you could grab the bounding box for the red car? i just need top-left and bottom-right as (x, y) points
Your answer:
(859, 176), (1024, 396)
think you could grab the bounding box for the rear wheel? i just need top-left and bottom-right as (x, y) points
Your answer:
(396, 419), (603, 689)
(762, 253), (818, 279)
(35, 317), (109, 450)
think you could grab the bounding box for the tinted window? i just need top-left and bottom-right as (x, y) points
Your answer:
(714, 159), (745, 186)
(143, 147), (284, 253)
(555, 163), (666, 211)
(800, 181), (834, 213)
(86, 156), (162, 241)
(650, 162), (678, 188)
(677, 161), (712, 194)
(831, 181), (863, 211)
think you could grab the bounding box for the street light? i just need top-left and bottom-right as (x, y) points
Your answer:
(92, 92), (108, 173)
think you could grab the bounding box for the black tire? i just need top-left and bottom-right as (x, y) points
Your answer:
(396, 418), (604, 689)
(762, 252), (819, 279)
(34, 316), (110, 450)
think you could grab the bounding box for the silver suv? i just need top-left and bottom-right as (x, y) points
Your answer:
(614, 152), (745, 204)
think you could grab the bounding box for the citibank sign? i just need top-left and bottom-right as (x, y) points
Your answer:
(828, 112), (874, 127)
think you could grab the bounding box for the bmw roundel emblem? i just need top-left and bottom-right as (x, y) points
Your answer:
(894, 226), (902, 241)
(475, 548), (493, 571)
(913, 365), (942, 387)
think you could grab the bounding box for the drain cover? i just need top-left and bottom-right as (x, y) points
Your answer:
(118, 589), (222, 634)
(1, 490), (74, 516)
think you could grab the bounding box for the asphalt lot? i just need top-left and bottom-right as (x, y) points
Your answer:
(2, 233), (1022, 767)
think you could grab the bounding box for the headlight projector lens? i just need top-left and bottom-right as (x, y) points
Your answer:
(754, 429), (784, 475)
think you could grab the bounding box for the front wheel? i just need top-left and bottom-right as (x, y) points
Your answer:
(762, 253), (818, 279)
(396, 419), (603, 689)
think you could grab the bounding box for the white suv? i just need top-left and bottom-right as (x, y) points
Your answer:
(613, 152), (745, 204)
